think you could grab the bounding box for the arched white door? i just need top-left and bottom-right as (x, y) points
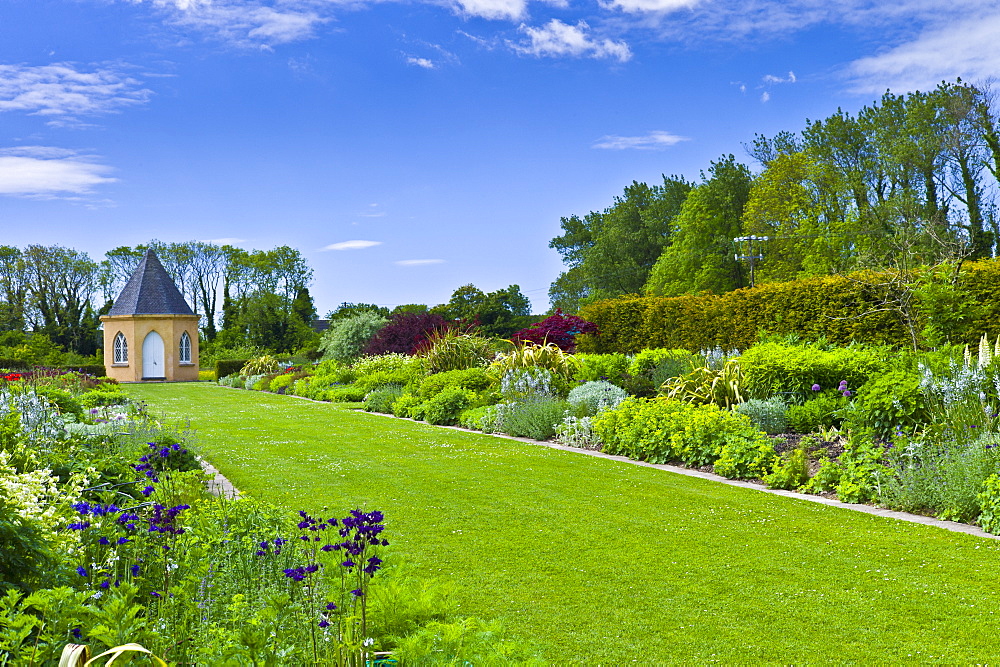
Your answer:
(142, 331), (165, 379)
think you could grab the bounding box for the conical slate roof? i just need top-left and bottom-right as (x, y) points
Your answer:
(108, 249), (195, 316)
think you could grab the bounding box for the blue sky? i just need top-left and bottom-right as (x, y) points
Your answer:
(2, 0), (997, 315)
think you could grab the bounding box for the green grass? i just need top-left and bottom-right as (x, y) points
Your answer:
(127, 383), (1000, 663)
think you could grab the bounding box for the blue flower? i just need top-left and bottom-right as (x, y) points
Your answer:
(141, 486), (154, 497)
(811, 384), (821, 392)
(350, 589), (364, 598)
(76, 566), (88, 577)
(98, 537), (110, 546)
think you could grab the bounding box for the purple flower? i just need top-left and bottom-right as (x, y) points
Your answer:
(305, 564), (319, 573)
(318, 620), (330, 628)
(342, 560), (355, 568)
(71, 627), (82, 640)
(141, 486), (154, 497)
(811, 384), (821, 392)
(350, 589), (364, 598)
(842, 390), (852, 397)
(131, 564), (140, 576)
(98, 537), (110, 546)
(117, 537), (129, 545)
(99, 580), (110, 589)
(68, 521), (90, 531)
(326, 602), (337, 610)
(76, 566), (88, 577)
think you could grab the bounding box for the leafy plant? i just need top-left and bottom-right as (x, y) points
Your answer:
(364, 385), (405, 414)
(417, 328), (494, 373)
(501, 398), (570, 440)
(421, 387), (477, 426)
(734, 397), (788, 435)
(566, 381), (628, 416)
(319, 311), (390, 364)
(510, 309), (598, 352)
(764, 446), (809, 490)
(662, 359), (745, 408)
(241, 355), (281, 376)
(491, 343), (580, 384)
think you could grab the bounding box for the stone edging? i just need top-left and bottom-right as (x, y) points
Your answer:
(205, 385), (1000, 541)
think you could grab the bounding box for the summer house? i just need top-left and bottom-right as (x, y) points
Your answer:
(99, 249), (199, 382)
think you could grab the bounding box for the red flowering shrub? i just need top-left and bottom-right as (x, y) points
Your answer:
(510, 310), (599, 352)
(364, 312), (447, 356)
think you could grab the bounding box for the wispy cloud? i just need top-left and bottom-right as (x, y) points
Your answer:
(511, 20), (632, 62)
(321, 240), (382, 251)
(592, 130), (689, 150)
(760, 91), (770, 103)
(762, 71), (796, 84)
(406, 56), (436, 69)
(126, 0), (326, 47)
(0, 146), (116, 197)
(844, 12), (1000, 95)
(0, 63), (151, 124)
(396, 259), (445, 266)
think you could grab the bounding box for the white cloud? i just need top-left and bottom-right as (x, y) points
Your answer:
(592, 130), (689, 150)
(0, 63), (151, 122)
(760, 91), (770, 103)
(127, 0), (325, 47)
(395, 259), (445, 266)
(762, 71), (796, 84)
(452, 0), (527, 20)
(321, 240), (382, 250)
(844, 12), (1000, 95)
(511, 20), (632, 62)
(406, 56), (437, 69)
(600, 0), (700, 14)
(0, 146), (116, 196)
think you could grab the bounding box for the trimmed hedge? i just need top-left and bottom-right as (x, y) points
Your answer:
(0, 358), (30, 371)
(579, 260), (1000, 353)
(215, 359), (250, 380)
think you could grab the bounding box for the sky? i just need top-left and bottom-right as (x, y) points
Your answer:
(2, 0), (999, 316)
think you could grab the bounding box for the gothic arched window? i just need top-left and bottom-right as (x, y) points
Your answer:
(179, 331), (192, 364)
(113, 332), (128, 364)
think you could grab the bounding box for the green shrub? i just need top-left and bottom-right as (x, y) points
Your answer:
(62, 364), (106, 377)
(500, 397), (569, 440)
(415, 367), (494, 400)
(268, 373), (297, 394)
(787, 392), (850, 433)
(390, 393), (424, 418)
(734, 398), (788, 435)
(79, 384), (127, 409)
(292, 376), (312, 397)
(764, 447), (809, 489)
(714, 435), (778, 480)
(593, 398), (771, 468)
(319, 311), (389, 363)
(419, 329), (494, 373)
(567, 381), (628, 416)
(215, 359), (250, 380)
(804, 457), (842, 493)
(364, 385), (405, 413)
(35, 386), (84, 422)
(740, 341), (886, 401)
(422, 387), (476, 425)
(241, 355), (281, 376)
(554, 415), (602, 450)
(458, 405), (492, 430)
(847, 370), (929, 439)
(834, 434), (892, 503)
(573, 353), (631, 386)
(662, 360), (745, 408)
(352, 353), (417, 376)
(977, 473), (1000, 534)
(198, 369), (216, 382)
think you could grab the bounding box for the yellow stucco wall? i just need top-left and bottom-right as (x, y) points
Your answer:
(99, 314), (200, 382)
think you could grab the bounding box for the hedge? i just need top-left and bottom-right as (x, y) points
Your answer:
(63, 365), (107, 377)
(0, 358), (30, 371)
(215, 359), (250, 380)
(578, 259), (1000, 354)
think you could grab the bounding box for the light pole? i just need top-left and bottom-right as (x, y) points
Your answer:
(733, 235), (768, 288)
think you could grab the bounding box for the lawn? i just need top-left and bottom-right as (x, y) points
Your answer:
(126, 382), (1000, 663)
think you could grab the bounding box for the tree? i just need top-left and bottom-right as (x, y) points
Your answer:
(318, 311), (389, 363)
(0, 246), (26, 332)
(510, 310), (598, 352)
(363, 312), (446, 356)
(436, 284), (533, 338)
(645, 156), (753, 296)
(22, 245), (100, 355)
(548, 175), (692, 311)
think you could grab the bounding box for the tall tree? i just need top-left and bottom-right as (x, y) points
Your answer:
(22, 245), (100, 355)
(645, 156), (753, 296)
(548, 175), (692, 311)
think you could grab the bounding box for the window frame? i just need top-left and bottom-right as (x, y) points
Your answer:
(113, 332), (128, 365)
(179, 331), (192, 364)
